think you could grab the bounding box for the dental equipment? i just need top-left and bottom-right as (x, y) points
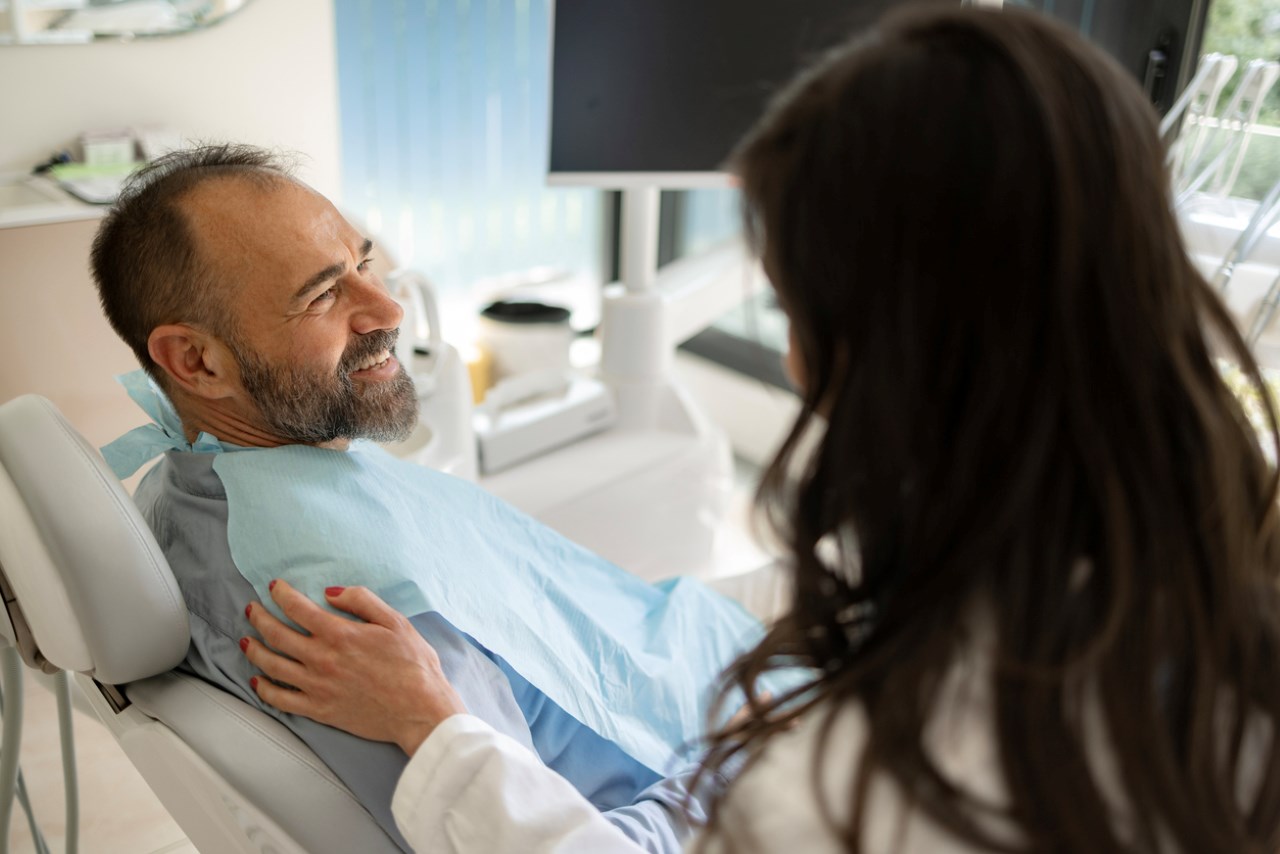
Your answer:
(1247, 264), (1280, 346)
(383, 269), (479, 480)
(1175, 60), (1280, 206)
(1235, 179), (1280, 345)
(0, 394), (404, 853)
(1210, 178), (1280, 295)
(1212, 61), (1280, 199)
(1162, 53), (1236, 141)
(1163, 53), (1237, 178)
(0, 592), (77, 854)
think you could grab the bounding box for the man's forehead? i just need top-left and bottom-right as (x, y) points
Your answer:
(182, 174), (317, 242)
(180, 176), (354, 295)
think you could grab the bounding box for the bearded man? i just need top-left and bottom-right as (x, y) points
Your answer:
(89, 145), (751, 854)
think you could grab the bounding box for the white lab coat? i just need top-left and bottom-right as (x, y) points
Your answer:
(386, 566), (1269, 854)
(389, 652), (1010, 853)
(390, 656), (1270, 853)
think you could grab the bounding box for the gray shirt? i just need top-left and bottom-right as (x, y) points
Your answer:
(136, 450), (711, 853)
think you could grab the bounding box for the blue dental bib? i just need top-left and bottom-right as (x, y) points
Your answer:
(104, 371), (770, 772)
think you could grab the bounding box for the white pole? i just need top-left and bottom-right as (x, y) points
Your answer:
(600, 187), (667, 427)
(620, 187), (660, 294)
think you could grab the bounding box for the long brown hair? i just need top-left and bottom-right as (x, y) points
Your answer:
(700, 6), (1280, 852)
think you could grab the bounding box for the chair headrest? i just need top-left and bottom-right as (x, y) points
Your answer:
(0, 395), (188, 684)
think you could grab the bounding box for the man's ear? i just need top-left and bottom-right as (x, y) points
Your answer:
(148, 324), (237, 399)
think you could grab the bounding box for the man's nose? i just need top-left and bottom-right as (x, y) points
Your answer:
(350, 276), (404, 335)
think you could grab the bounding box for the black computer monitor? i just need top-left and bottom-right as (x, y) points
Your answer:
(547, 0), (932, 187)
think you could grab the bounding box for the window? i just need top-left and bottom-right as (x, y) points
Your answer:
(333, 0), (607, 335)
(1175, 0), (1280, 351)
(662, 187), (793, 389)
(1181, 0), (1280, 202)
(1004, 0), (1209, 115)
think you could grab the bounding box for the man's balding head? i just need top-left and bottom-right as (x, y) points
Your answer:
(90, 144), (297, 386)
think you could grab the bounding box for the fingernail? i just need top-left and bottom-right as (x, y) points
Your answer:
(269, 579), (277, 592)
(250, 676), (259, 691)
(239, 637), (249, 653)
(244, 604), (252, 619)
(325, 586), (346, 597)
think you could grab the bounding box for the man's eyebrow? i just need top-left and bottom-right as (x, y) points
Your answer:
(293, 238), (375, 302)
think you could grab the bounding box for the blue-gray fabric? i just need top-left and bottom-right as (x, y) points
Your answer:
(136, 450), (710, 853)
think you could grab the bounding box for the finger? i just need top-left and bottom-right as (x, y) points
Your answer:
(270, 579), (348, 635)
(251, 674), (314, 718)
(245, 599), (313, 661)
(325, 585), (405, 630)
(242, 637), (309, 689)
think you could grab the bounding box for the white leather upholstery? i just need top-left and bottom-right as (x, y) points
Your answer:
(0, 395), (400, 853)
(0, 464), (90, 672)
(0, 395), (187, 683)
(127, 672), (401, 853)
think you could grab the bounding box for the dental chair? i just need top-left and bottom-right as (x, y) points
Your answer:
(0, 394), (402, 853)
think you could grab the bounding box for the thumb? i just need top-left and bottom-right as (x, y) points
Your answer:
(325, 585), (403, 628)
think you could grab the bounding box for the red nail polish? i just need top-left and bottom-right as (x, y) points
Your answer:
(269, 579), (277, 592)
(239, 638), (249, 653)
(245, 604), (252, 619)
(325, 586), (346, 597)
(250, 677), (259, 691)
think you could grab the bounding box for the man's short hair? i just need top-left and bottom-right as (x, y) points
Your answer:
(90, 143), (296, 385)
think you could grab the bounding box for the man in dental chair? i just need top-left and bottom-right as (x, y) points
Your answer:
(91, 144), (764, 853)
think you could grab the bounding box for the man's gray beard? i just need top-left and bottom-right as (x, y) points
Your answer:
(231, 329), (419, 445)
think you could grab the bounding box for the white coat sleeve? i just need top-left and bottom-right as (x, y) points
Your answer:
(391, 714), (654, 854)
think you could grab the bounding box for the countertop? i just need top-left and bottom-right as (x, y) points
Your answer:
(0, 172), (109, 229)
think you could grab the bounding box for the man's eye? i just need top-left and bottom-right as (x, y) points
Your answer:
(311, 286), (338, 306)
(357, 256), (375, 273)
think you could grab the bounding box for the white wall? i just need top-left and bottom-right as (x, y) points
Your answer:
(0, 0), (341, 196)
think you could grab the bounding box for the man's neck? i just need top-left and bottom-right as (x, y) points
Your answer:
(171, 389), (351, 451)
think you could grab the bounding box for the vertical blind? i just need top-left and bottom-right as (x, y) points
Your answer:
(333, 0), (605, 298)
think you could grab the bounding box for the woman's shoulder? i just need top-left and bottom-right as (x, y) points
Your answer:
(703, 692), (1001, 853)
(695, 703), (865, 854)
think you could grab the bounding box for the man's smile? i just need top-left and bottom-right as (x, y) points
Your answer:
(350, 350), (399, 379)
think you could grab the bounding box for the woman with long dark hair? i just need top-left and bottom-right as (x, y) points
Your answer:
(244, 5), (1280, 851)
